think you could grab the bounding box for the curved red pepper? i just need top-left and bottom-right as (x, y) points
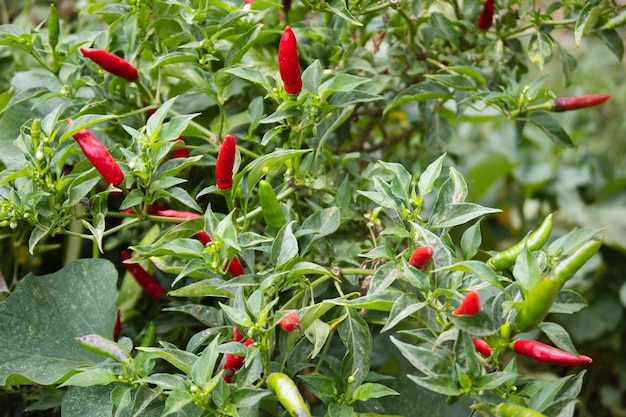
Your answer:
(80, 48), (138, 81)
(216, 135), (236, 190)
(156, 209), (244, 277)
(408, 245), (434, 271)
(453, 290), (480, 316)
(278, 26), (302, 95)
(68, 120), (124, 186)
(553, 94), (610, 112)
(513, 340), (592, 365)
(477, 0), (494, 31)
(473, 339), (492, 356)
(121, 250), (163, 299)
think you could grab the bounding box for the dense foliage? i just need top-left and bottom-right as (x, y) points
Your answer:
(1, 0), (625, 416)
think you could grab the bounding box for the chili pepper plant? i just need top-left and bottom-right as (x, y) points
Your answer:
(0, 1), (622, 416)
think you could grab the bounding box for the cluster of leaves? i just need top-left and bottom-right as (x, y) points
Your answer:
(0, 0), (623, 416)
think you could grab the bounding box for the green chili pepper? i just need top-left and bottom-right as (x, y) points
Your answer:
(259, 180), (286, 233)
(553, 238), (602, 288)
(48, 4), (60, 50)
(140, 322), (156, 347)
(514, 277), (559, 332)
(488, 213), (553, 270)
(266, 372), (311, 417)
(494, 402), (547, 417)
(75, 334), (131, 363)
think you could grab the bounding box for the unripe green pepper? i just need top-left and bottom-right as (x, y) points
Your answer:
(552, 238), (602, 288)
(48, 4), (60, 50)
(494, 402), (547, 417)
(75, 334), (130, 363)
(514, 277), (559, 332)
(266, 372), (311, 417)
(488, 214), (553, 270)
(259, 179), (286, 233)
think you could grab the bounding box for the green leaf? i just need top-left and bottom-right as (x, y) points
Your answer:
(418, 154), (447, 197)
(381, 294), (426, 333)
(59, 368), (119, 388)
(0, 259), (118, 385)
(240, 149), (310, 190)
(302, 60), (323, 93)
(226, 24), (261, 66)
(168, 282), (234, 298)
(158, 186), (202, 212)
(474, 372), (519, 391)
(338, 309), (371, 389)
(460, 220), (482, 260)
(549, 290), (588, 314)
(406, 375), (461, 397)
(191, 338), (220, 389)
(321, 0), (362, 26)
(444, 260), (504, 290)
(61, 385), (116, 417)
(136, 343), (198, 376)
(527, 32), (554, 70)
(527, 111), (574, 148)
(351, 382), (399, 402)
(385, 81), (451, 114)
(430, 203), (501, 229)
(151, 52), (198, 70)
(447, 311), (496, 337)
(390, 337), (447, 376)
(219, 302), (254, 328)
(298, 207), (341, 255)
(539, 322), (579, 356)
(595, 28), (624, 61)
(512, 246), (541, 298)
(303, 318), (330, 359)
(318, 74), (370, 99)
(268, 221), (299, 269)
(575, 3), (602, 47)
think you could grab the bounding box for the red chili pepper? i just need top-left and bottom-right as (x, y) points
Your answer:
(408, 245), (434, 271)
(233, 326), (244, 342)
(453, 290), (480, 315)
(473, 339), (492, 356)
(216, 135), (236, 190)
(171, 137), (190, 159)
(278, 26), (302, 95)
(477, 0), (494, 31)
(223, 337), (254, 381)
(513, 340), (592, 366)
(113, 309), (121, 342)
(280, 311), (301, 332)
(121, 250), (164, 299)
(553, 94), (610, 112)
(80, 48), (139, 81)
(68, 120), (125, 186)
(156, 209), (245, 277)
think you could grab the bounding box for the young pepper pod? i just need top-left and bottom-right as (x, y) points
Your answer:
(75, 334), (130, 363)
(553, 94), (610, 112)
(514, 277), (559, 332)
(267, 372), (311, 417)
(552, 238), (602, 288)
(513, 339), (592, 365)
(216, 135), (236, 190)
(278, 26), (303, 95)
(48, 4), (60, 49)
(80, 48), (139, 81)
(68, 120), (125, 187)
(121, 250), (164, 299)
(223, 337), (254, 382)
(259, 179), (287, 233)
(453, 291), (481, 316)
(488, 213), (553, 271)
